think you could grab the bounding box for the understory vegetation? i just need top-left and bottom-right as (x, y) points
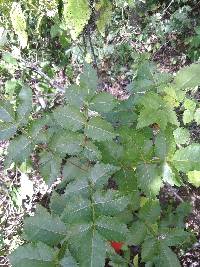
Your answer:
(0, 1), (200, 266)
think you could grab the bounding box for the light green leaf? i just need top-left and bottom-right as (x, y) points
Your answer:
(162, 162), (179, 186)
(53, 105), (86, 132)
(0, 123), (17, 140)
(16, 86), (32, 125)
(50, 131), (84, 156)
(0, 27), (7, 47)
(85, 117), (116, 141)
(173, 144), (200, 172)
(24, 206), (66, 246)
(0, 100), (15, 122)
(2, 52), (18, 65)
(173, 128), (190, 145)
(5, 136), (33, 168)
(174, 63), (200, 90)
(63, 0), (91, 39)
(187, 170), (200, 187)
(96, 216), (128, 241)
(10, 2), (28, 48)
(96, 0), (113, 36)
(89, 92), (117, 113)
(183, 99), (196, 112)
(158, 243), (181, 267)
(9, 242), (56, 267)
(183, 109), (194, 124)
(137, 164), (163, 198)
(194, 108), (200, 125)
(39, 151), (62, 185)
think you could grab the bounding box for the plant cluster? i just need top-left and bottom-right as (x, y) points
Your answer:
(0, 1), (200, 267)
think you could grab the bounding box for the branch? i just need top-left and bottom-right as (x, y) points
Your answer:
(20, 59), (65, 93)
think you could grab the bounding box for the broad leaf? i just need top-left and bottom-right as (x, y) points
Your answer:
(82, 141), (102, 161)
(0, 123), (17, 140)
(0, 100), (15, 122)
(96, 0), (113, 36)
(61, 195), (91, 224)
(16, 86), (32, 125)
(10, 2), (28, 48)
(85, 117), (116, 141)
(137, 164), (163, 198)
(89, 92), (117, 113)
(70, 229), (106, 267)
(187, 170), (200, 187)
(24, 206), (66, 246)
(39, 151), (62, 185)
(5, 136), (33, 167)
(161, 228), (191, 247)
(50, 131), (84, 156)
(158, 243), (181, 267)
(194, 108), (200, 125)
(141, 238), (158, 262)
(9, 242), (56, 267)
(63, 0), (91, 39)
(93, 191), (129, 216)
(89, 163), (120, 187)
(96, 216), (128, 241)
(128, 221), (147, 245)
(173, 128), (190, 145)
(60, 253), (78, 267)
(174, 63), (200, 90)
(138, 200), (161, 224)
(53, 105), (86, 132)
(173, 144), (200, 172)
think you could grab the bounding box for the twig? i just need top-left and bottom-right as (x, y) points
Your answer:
(20, 59), (65, 93)
(162, 0), (175, 16)
(166, 183), (184, 202)
(87, 26), (100, 77)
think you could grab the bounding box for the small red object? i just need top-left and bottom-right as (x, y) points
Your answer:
(110, 241), (124, 253)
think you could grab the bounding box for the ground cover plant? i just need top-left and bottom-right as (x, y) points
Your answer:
(0, 0), (200, 266)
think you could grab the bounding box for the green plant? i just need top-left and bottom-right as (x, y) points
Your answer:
(0, 61), (199, 266)
(1, 1), (200, 266)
